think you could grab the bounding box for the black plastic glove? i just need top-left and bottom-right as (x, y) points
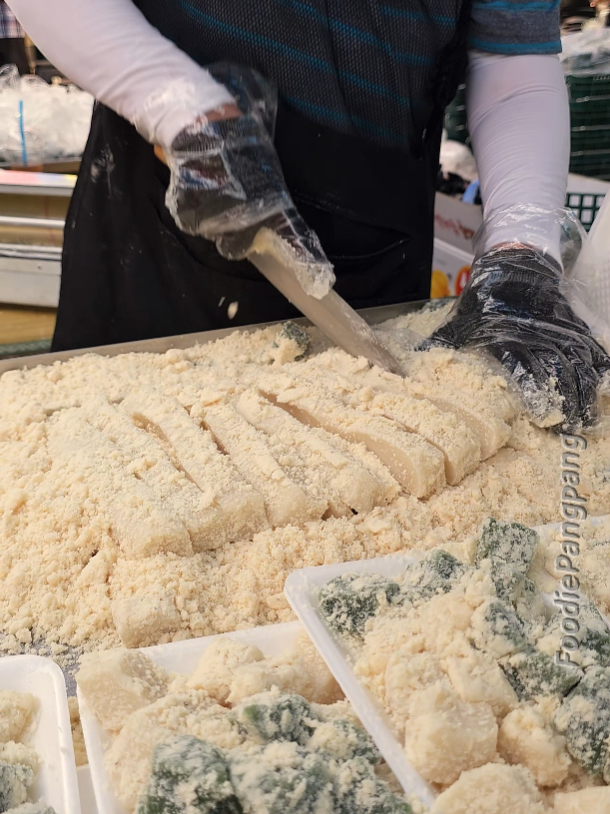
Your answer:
(164, 63), (291, 239)
(424, 244), (610, 431)
(166, 109), (292, 238)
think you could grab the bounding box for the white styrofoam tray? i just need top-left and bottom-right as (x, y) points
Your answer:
(283, 554), (440, 811)
(78, 621), (302, 814)
(283, 519), (610, 812)
(0, 655), (81, 814)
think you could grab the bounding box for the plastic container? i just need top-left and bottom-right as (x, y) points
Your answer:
(572, 189), (610, 331)
(0, 655), (81, 814)
(285, 553), (439, 811)
(78, 621), (302, 814)
(283, 521), (610, 812)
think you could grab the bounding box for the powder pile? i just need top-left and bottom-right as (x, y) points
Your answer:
(0, 312), (609, 662)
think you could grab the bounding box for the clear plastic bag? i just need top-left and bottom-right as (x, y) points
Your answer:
(0, 65), (94, 166)
(570, 193), (610, 351)
(165, 62), (335, 299)
(560, 29), (610, 74)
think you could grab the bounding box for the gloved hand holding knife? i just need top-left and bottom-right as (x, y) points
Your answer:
(155, 63), (403, 375)
(155, 63), (335, 298)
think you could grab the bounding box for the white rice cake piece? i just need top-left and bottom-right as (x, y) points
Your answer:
(76, 648), (169, 732)
(260, 377), (445, 499)
(47, 411), (192, 559)
(404, 682), (498, 785)
(552, 787), (610, 814)
(104, 690), (213, 812)
(497, 706), (571, 788)
(235, 390), (388, 514)
(367, 391), (480, 485)
(435, 763), (547, 814)
(196, 402), (324, 527)
(120, 389), (269, 541)
(0, 692), (36, 743)
(405, 381), (512, 461)
(266, 629), (343, 705)
(405, 347), (519, 423)
(228, 393), (329, 518)
(384, 650), (445, 734)
(111, 594), (182, 648)
(83, 397), (234, 552)
(309, 351), (511, 460)
(445, 647), (518, 719)
(0, 742), (38, 771)
(186, 639), (264, 703)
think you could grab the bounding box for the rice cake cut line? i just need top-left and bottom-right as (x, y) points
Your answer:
(120, 389), (269, 542)
(405, 349), (519, 423)
(289, 365), (482, 485)
(195, 401), (326, 528)
(306, 353), (511, 460)
(259, 375), (446, 499)
(235, 389), (387, 515)
(230, 391), (332, 518)
(368, 392), (481, 485)
(82, 396), (236, 552)
(46, 409), (192, 559)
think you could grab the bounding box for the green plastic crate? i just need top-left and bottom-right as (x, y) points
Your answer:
(569, 148), (610, 181)
(570, 103), (610, 127)
(567, 72), (610, 102)
(571, 126), (610, 152)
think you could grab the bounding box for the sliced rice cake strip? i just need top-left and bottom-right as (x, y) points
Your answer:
(47, 410), (192, 559)
(82, 397), (233, 552)
(235, 389), (388, 515)
(367, 392), (481, 485)
(307, 354), (511, 460)
(120, 389), (269, 541)
(194, 401), (325, 527)
(259, 376), (445, 499)
(404, 347), (519, 423)
(292, 365), (481, 485)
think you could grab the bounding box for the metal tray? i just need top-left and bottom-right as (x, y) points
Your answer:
(0, 300), (431, 374)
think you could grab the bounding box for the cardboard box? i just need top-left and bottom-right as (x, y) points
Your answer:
(434, 173), (610, 253)
(431, 238), (473, 299)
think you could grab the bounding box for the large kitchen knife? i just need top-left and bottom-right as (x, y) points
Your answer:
(218, 211), (405, 376)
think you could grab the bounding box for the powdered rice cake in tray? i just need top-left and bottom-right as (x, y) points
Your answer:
(0, 302), (609, 662)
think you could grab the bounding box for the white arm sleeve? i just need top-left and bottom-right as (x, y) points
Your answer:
(8, 0), (234, 147)
(467, 51), (570, 258)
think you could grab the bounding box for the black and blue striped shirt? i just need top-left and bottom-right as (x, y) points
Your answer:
(136, 0), (561, 149)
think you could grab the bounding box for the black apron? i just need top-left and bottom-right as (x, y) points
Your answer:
(52, 0), (470, 351)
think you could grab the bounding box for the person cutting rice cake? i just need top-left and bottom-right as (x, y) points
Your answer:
(11, 0), (610, 429)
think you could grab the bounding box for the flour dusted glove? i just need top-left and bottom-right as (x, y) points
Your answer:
(425, 244), (610, 431)
(165, 63), (292, 239)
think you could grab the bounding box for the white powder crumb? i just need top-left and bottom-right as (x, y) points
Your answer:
(0, 691), (36, 743)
